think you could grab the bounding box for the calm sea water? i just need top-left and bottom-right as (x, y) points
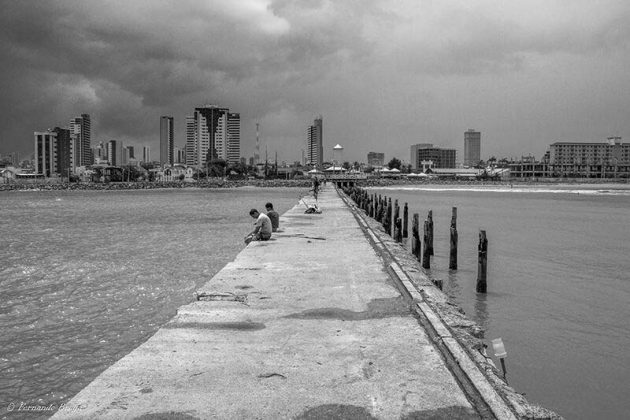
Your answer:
(0, 187), (307, 419)
(371, 184), (630, 420)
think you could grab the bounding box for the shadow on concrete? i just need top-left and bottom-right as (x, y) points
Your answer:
(284, 297), (411, 321)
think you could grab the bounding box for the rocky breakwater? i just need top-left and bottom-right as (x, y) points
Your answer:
(0, 179), (314, 192)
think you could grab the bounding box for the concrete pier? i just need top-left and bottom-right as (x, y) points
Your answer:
(52, 185), (520, 419)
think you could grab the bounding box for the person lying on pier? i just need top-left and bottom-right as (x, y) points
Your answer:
(244, 209), (272, 244)
(300, 198), (322, 214)
(265, 202), (280, 232)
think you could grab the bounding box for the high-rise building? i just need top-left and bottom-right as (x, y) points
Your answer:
(227, 112), (241, 165)
(122, 146), (130, 166)
(307, 116), (323, 168)
(410, 144), (457, 169)
(53, 127), (72, 177)
(185, 105), (229, 167)
(160, 116), (174, 166)
(464, 129), (481, 167)
(173, 147), (185, 164)
(185, 117), (196, 165)
(127, 146), (135, 160)
(143, 146), (151, 163)
(69, 114), (91, 168)
(367, 152), (385, 167)
(107, 140), (123, 166)
(34, 130), (57, 177)
(93, 141), (107, 163)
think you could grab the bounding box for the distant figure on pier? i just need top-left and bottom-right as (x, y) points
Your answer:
(244, 209), (272, 244)
(311, 177), (320, 200)
(265, 202), (280, 232)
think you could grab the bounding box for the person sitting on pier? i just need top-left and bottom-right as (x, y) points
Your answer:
(265, 202), (280, 232)
(244, 209), (272, 244)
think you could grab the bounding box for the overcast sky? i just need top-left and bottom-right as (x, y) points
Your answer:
(1, 0), (629, 164)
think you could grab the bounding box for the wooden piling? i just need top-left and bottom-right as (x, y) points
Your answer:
(449, 207), (458, 270)
(403, 203), (408, 238)
(427, 210), (434, 256)
(422, 220), (431, 269)
(387, 198), (393, 236)
(370, 194), (375, 218)
(382, 196), (387, 225)
(395, 217), (402, 243)
(383, 198), (391, 236)
(381, 198), (388, 232)
(477, 230), (488, 293)
(412, 213), (421, 261)
(394, 200), (400, 237)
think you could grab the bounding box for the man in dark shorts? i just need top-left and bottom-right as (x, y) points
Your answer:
(265, 202), (280, 232)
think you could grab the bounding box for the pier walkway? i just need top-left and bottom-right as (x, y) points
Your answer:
(53, 185), (513, 419)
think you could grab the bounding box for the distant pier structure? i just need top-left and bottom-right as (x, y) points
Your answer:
(326, 143), (367, 187)
(326, 172), (368, 188)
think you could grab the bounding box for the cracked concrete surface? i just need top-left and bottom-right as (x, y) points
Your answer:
(52, 185), (479, 420)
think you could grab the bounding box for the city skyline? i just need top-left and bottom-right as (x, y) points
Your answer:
(1, 1), (630, 163)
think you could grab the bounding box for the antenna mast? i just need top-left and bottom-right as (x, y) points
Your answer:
(255, 123), (260, 165)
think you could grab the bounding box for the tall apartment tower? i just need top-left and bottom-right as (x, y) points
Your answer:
(53, 127), (72, 177)
(227, 112), (241, 165)
(69, 114), (92, 169)
(143, 146), (151, 163)
(307, 115), (323, 168)
(175, 147), (186, 164)
(93, 141), (107, 163)
(160, 116), (174, 166)
(122, 147), (130, 165)
(464, 129), (481, 167)
(185, 105), (229, 167)
(107, 140), (123, 166)
(34, 130), (57, 177)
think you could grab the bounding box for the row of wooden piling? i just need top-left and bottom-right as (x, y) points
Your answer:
(344, 186), (488, 293)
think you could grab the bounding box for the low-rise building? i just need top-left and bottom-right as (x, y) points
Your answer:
(547, 137), (630, 178)
(508, 156), (550, 179)
(367, 152), (385, 167)
(410, 144), (456, 170)
(0, 167), (18, 184)
(158, 164), (194, 182)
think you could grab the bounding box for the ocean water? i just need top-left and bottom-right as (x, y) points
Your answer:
(370, 184), (630, 420)
(0, 187), (307, 419)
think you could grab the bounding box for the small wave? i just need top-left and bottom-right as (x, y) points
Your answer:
(373, 185), (630, 196)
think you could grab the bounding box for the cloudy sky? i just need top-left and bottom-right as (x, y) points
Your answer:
(1, 0), (629, 164)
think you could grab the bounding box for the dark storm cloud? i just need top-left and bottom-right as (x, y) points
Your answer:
(389, 2), (630, 76)
(1, 0), (630, 162)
